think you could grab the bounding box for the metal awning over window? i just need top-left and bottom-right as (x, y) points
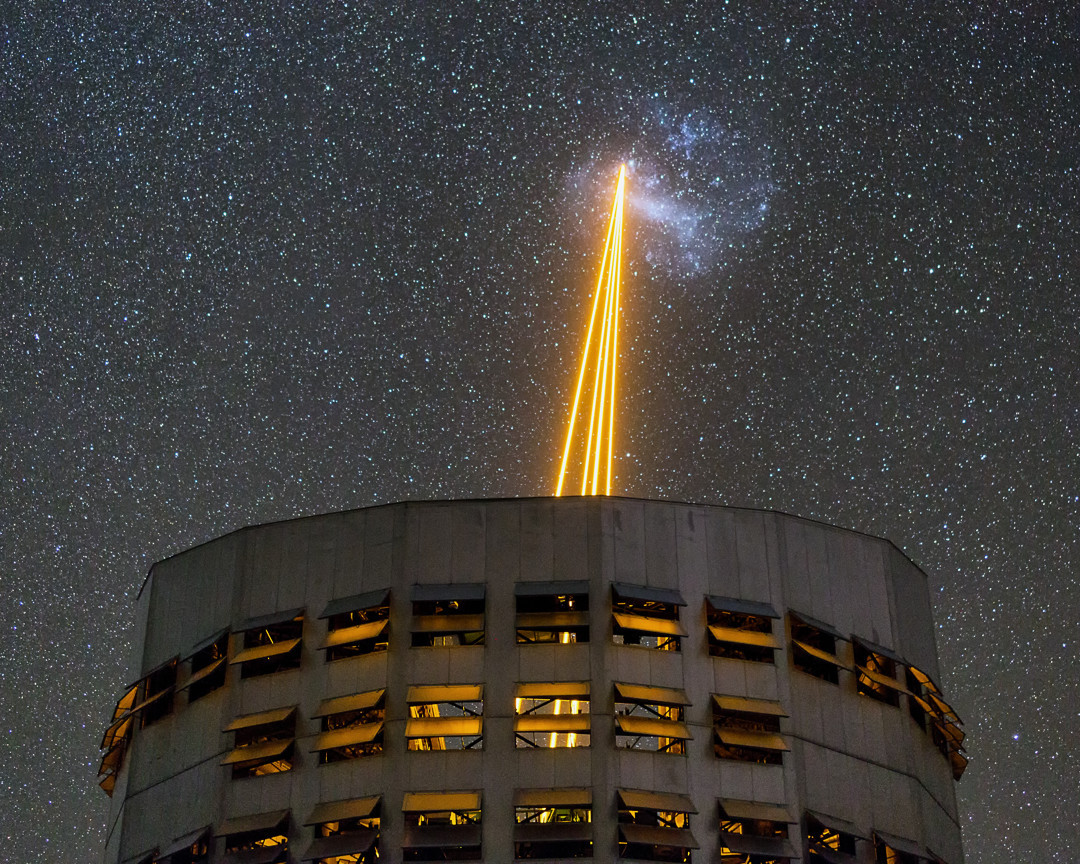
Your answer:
(215, 810), (289, 838)
(176, 656), (226, 692)
(411, 583), (486, 602)
(792, 639), (847, 667)
(158, 827), (210, 860)
(708, 624), (781, 648)
(406, 684), (482, 703)
(401, 791), (481, 812)
(615, 715), (691, 739)
(312, 690), (385, 717)
(402, 824), (482, 848)
(220, 847), (283, 864)
(719, 799), (794, 823)
(300, 830), (378, 862)
(614, 682), (690, 706)
(613, 612), (688, 637)
(223, 706), (295, 732)
(707, 595), (779, 618)
(715, 728), (789, 752)
(855, 664), (909, 693)
(236, 608), (304, 632)
(229, 638), (301, 665)
(311, 723), (384, 752)
(515, 580), (589, 596)
(612, 583), (687, 606)
(411, 613), (484, 632)
(619, 824), (699, 849)
(184, 628), (228, 659)
(875, 831), (924, 857)
(516, 714), (591, 734)
(719, 832), (797, 858)
(221, 737), (292, 766)
(320, 589), (390, 619)
(807, 810), (866, 838)
(789, 610), (844, 639)
(405, 716), (483, 738)
(618, 789), (696, 813)
(304, 796), (381, 825)
(713, 695), (788, 717)
(514, 788), (592, 808)
(516, 681), (589, 699)
(321, 619), (388, 648)
(515, 822), (592, 843)
(516, 611), (590, 628)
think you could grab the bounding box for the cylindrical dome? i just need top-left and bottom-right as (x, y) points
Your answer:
(99, 497), (965, 864)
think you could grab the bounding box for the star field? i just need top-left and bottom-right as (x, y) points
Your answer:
(1, 4), (1077, 860)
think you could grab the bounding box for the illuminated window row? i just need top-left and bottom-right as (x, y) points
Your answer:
(218, 683), (791, 776)
(133, 793), (953, 864)
(786, 611), (967, 779)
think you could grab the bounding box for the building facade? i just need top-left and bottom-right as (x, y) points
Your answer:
(99, 496), (966, 864)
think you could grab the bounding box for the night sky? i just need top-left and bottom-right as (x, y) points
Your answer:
(2, 4), (1077, 860)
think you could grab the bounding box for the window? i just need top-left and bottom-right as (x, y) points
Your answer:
(514, 788), (592, 859)
(231, 609), (304, 678)
(156, 827), (210, 864)
(611, 583), (686, 651)
(411, 584), (485, 647)
(98, 683), (138, 796)
(221, 706), (296, 778)
(180, 631), (227, 704)
(303, 796), (381, 864)
(140, 659), (178, 727)
(401, 791), (481, 862)
(907, 666), (967, 780)
(874, 832), (923, 864)
(853, 639), (904, 708)
(311, 690), (385, 763)
(514, 682), (590, 748)
(614, 682), (691, 755)
(712, 695), (789, 765)
(706, 596), (780, 663)
(515, 581), (589, 643)
(405, 685), (483, 750)
(320, 589), (390, 662)
(617, 789), (698, 862)
(805, 811), (864, 863)
(215, 810), (289, 864)
(789, 612), (845, 684)
(718, 799), (796, 863)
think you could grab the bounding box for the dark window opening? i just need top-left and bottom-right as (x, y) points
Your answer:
(412, 597), (485, 647)
(402, 800), (482, 862)
(854, 642), (901, 708)
(707, 599), (777, 663)
(713, 699), (788, 766)
(516, 590), (589, 644)
(187, 634), (227, 703)
(141, 660), (178, 727)
(223, 708), (296, 778)
(316, 692), (385, 763)
(312, 808), (380, 863)
(617, 794), (694, 863)
(237, 616), (303, 678)
(612, 586), (684, 652)
(790, 616), (841, 684)
(514, 804), (592, 859)
(325, 600), (390, 662)
(614, 684), (690, 755)
(806, 813), (860, 861)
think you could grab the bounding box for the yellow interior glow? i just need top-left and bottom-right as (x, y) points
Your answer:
(557, 165), (626, 497)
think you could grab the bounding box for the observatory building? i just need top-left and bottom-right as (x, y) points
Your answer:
(99, 496), (966, 864)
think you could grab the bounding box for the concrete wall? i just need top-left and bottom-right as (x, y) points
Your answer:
(102, 496), (964, 864)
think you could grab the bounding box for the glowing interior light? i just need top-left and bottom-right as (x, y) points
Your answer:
(557, 165), (627, 497)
